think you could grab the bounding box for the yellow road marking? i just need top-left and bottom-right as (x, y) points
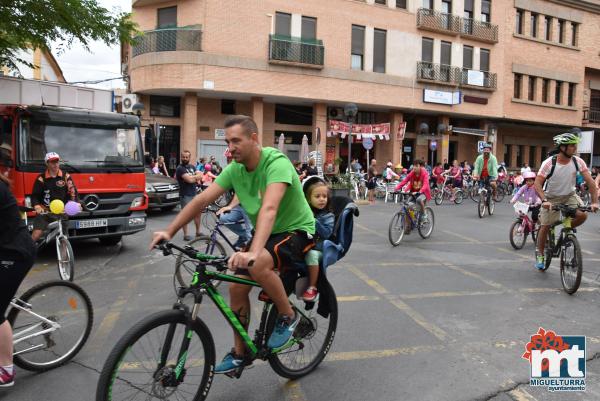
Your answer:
(282, 380), (308, 401)
(509, 387), (539, 401)
(326, 345), (446, 362)
(337, 295), (381, 302)
(441, 229), (531, 261)
(443, 263), (505, 289)
(399, 290), (505, 299)
(348, 266), (447, 341)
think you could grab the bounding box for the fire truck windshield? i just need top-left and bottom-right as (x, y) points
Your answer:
(19, 118), (143, 169)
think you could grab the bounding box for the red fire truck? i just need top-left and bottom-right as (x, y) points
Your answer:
(0, 77), (147, 245)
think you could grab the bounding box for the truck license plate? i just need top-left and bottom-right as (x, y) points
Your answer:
(76, 219), (108, 229)
(166, 193), (179, 199)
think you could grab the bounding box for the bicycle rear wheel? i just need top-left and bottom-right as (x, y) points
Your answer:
(453, 190), (464, 204)
(96, 310), (215, 401)
(494, 188), (505, 202)
(266, 281), (338, 380)
(434, 191), (443, 205)
(8, 281), (93, 371)
(488, 197), (495, 215)
(56, 236), (74, 281)
(388, 211), (405, 246)
(175, 235), (229, 288)
(560, 234), (583, 294)
(509, 220), (527, 250)
(418, 207), (435, 239)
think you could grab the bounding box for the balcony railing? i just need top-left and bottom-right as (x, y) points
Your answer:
(586, 109), (600, 123)
(417, 8), (460, 34)
(268, 35), (324, 68)
(459, 68), (497, 90)
(460, 18), (498, 43)
(417, 61), (461, 85)
(132, 27), (202, 57)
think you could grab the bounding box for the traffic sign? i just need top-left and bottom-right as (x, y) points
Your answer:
(429, 140), (437, 151)
(477, 140), (487, 153)
(362, 137), (374, 150)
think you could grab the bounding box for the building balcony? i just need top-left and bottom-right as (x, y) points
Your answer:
(460, 18), (498, 43)
(583, 108), (600, 125)
(459, 68), (497, 90)
(268, 35), (324, 69)
(417, 61), (461, 86)
(417, 8), (460, 35)
(131, 27), (202, 58)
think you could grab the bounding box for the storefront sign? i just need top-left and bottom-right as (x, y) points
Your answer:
(325, 144), (336, 169)
(467, 70), (485, 86)
(423, 89), (461, 105)
(463, 95), (488, 105)
(403, 146), (412, 153)
(215, 128), (226, 139)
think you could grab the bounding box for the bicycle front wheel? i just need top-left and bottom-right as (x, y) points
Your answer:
(488, 197), (495, 215)
(8, 281), (93, 371)
(478, 196), (486, 218)
(56, 236), (74, 281)
(388, 212), (405, 246)
(434, 191), (443, 205)
(494, 188), (505, 202)
(96, 310), (215, 401)
(560, 234), (583, 295)
(175, 235), (229, 288)
(509, 220), (527, 250)
(266, 281), (338, 380)
(418, 207), (435, 239)
(453, 190), (464, 204)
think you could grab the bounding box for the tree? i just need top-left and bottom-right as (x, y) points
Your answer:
(0, 0), (137, 72)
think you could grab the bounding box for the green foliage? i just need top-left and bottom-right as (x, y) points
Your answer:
(329, 173), (354, 189)
(0, 0), (138, 71)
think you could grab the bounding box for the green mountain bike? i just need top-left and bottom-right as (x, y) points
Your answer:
(542, 205), (592, 295)
(96, 241), (338, 401)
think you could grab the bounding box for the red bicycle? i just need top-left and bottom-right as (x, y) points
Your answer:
(509, 202), (540, 250)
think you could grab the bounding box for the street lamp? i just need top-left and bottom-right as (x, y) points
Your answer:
(344, 103), (358, 174)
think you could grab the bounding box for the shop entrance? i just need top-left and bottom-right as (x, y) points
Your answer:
(339, 140), (375, 173)
(401, 139), (414, 168)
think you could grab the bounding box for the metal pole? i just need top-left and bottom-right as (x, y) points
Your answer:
(347, 121), (353, 174)
(367, 149), (370, 171)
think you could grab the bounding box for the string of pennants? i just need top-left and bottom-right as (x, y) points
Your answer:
(327, 120), (391, 140)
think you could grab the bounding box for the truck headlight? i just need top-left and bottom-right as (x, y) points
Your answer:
(25, 196), (32, 208)
(145, 183), (155, 193)
(130, 196), (144, 208)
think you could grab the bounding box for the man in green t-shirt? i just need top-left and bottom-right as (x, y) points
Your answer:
(150, 115), (315, 374)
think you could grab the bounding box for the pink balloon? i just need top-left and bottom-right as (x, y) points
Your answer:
(65, 201), (80, 216)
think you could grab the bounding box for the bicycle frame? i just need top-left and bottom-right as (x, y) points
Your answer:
(9, 299), (61, 355)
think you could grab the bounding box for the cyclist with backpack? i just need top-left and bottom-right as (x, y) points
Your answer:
(533, 130), (598, 269)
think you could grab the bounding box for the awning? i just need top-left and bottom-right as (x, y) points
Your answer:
(452, 127), (486, 137)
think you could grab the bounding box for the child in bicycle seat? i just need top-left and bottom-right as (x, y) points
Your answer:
(200, 164), (218, 189)
(510, 171), (541, 223)
(302, 177), (334, 302)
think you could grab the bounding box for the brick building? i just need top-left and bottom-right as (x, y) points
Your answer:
(123, 0), (600, 172)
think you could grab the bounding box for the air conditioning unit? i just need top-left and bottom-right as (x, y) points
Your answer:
(328, 107), (344, 120)
(122, 94), (138, 113)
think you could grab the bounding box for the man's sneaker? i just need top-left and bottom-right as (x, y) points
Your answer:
(183, 235), (192, 242)
(302, 286), (319, 302)
(267, 312), (300, 349)
(535, 254), (545, 270)
(0, 366), (15, 388)
(214, 350), (244, 374)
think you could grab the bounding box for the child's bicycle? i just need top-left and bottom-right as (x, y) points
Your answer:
(8, 280), (93, 372)
(20, 206), (75, 281)
(509, 202), (540, 250)
(96, 241), (338, 401)
(541, 204), (593, 295)
(388, 192), (435, 246)
(432, 174), (464, 205)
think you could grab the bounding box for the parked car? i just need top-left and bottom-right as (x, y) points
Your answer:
(145, 168), (180, 211)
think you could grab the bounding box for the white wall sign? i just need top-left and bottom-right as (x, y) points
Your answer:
(578, 130), (594, 153)
(423, 89), (461, 105)
(467, 70), (485, 87)
(203, 80), (215, 90)
(215, 128), (226, 140)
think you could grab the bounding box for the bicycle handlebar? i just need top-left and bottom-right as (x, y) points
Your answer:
(155, 241), (255, 268)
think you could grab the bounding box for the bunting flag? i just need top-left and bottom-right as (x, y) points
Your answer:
(327, 120), (391, 140)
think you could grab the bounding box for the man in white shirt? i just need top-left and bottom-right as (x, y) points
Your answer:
(520, 163), (531, 175)
(534, 130), (598, 269)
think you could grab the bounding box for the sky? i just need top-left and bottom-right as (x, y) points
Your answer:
(52, 0), (131, 90)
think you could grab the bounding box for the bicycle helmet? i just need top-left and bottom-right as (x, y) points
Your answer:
(523, 171), (536, 180)
(553, 128), (581, 146)
(387, 162), (393, 167)
(482, 142), (492, 150)
(204, 163), (212, 171)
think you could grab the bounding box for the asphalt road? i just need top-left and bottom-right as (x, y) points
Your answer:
(3, 197), (600, 401)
